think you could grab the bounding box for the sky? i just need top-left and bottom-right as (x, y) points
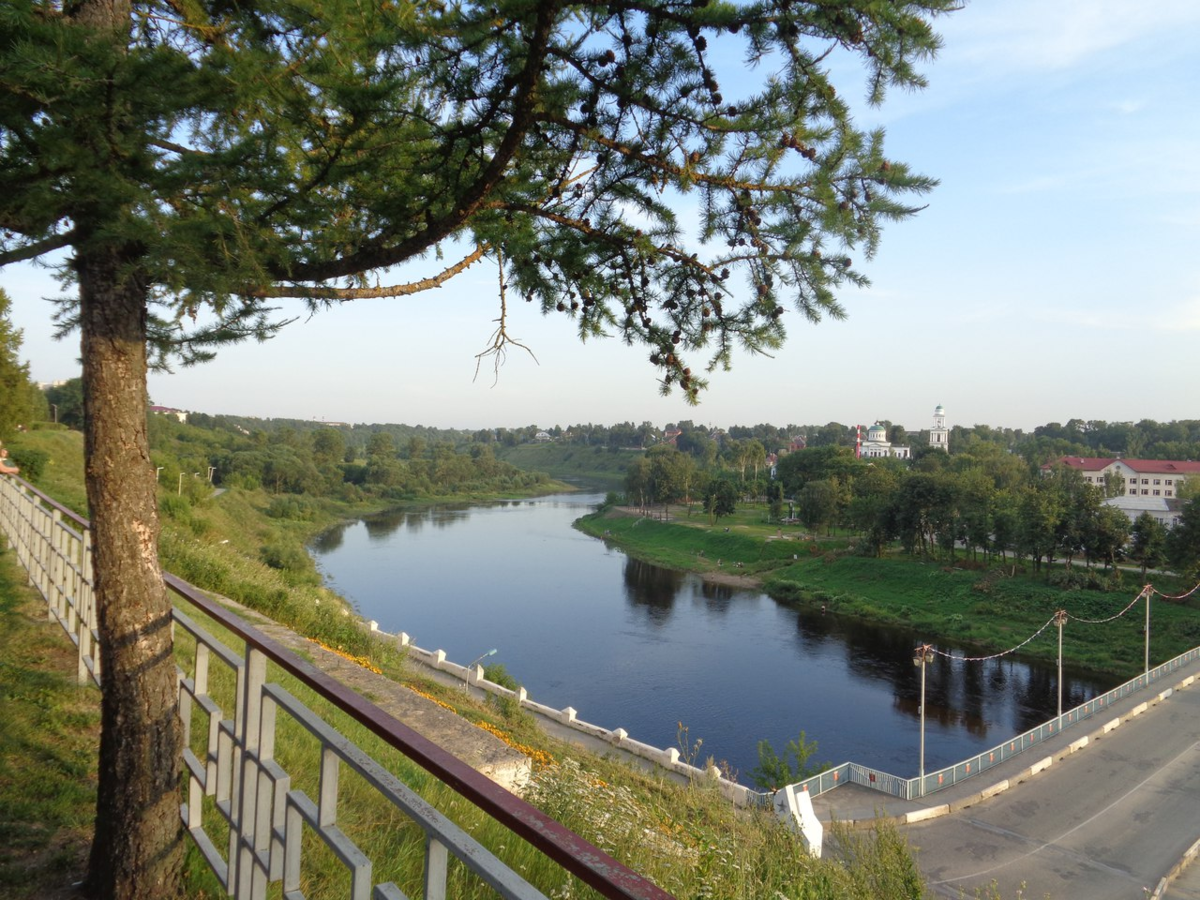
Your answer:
(3, 0), (1199, 435)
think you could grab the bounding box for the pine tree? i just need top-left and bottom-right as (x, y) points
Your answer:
(1, 2), (954, 896)
(0, 288), (34, 437)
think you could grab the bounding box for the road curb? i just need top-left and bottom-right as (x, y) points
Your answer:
(1151, 835), (1200, 900)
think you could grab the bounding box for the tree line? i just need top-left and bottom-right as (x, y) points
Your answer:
(621, 439), (1200, 584)
(148, 411), (551, 503)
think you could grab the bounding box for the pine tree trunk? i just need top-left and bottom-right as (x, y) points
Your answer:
(77, 243), (184, 900)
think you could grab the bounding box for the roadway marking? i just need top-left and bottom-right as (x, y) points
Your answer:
(928, 740), (1200, 887)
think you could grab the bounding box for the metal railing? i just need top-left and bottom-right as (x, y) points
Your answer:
(788, 644), (1200, 804)
(0, 475), (673, 900)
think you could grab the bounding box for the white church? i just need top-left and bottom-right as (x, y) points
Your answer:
(856, 405), (949, 459)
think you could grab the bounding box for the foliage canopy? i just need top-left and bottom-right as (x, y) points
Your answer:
(3, 0), (950, 392)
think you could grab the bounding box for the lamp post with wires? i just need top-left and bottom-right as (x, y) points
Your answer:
(1144, 587), (1152, 675)
(1054, 609), (1068, 717)
(912, 643), (936, 796)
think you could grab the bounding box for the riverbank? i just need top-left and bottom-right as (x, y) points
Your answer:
(0, 510), (934, 900)
(576, 504), (1200, 679)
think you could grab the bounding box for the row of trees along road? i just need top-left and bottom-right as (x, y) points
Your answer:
(1, 2), (956, 896)
(624, 440), (1200, 582)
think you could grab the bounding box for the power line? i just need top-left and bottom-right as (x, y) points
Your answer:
(924, 580), (1200, 662)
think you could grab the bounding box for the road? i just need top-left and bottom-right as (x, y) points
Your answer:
(906, 680), (1200, 899)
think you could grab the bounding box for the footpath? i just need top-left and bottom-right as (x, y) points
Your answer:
(222, 600), (533, 792)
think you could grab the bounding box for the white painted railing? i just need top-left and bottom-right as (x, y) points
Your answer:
(0, 475), (673, 900)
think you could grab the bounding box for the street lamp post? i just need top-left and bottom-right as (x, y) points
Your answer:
(1144, 590), (1152, 675)
(464, 648), (498, 693)
(155, 466), (164, 483)
(913, 643), (935, 796)
(1055, 609), (1068, 717)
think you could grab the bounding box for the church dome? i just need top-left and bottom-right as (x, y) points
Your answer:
(934, 404), (945, 416)
(868, 423), (887, 439)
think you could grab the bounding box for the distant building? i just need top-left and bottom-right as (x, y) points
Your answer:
(856, 422), (910, 459)
(1043, 456), (1200, 528)
(533, 430), (553, 443)
(150, 405), (187, 423)
(929, 404), (949, 452)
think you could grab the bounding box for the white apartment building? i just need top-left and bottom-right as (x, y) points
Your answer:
(1044, 457), (1200, 528)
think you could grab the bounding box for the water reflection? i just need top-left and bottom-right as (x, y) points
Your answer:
(622, 558), (682, 624)
(788, 605), (1111, 745)
(310, 523), (348, 554)
(310, 493), (1122, 776)
(690, 579), (736, 613)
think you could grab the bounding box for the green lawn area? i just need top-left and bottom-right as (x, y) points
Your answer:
(0, 547), (99, 899)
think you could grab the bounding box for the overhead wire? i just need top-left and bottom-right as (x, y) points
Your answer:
(922, 579), (1200, 662)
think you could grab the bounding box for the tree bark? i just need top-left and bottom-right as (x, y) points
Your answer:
(78, 242), (184, 900)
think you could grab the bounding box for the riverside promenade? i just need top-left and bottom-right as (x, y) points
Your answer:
(808, 652), (1200, 900)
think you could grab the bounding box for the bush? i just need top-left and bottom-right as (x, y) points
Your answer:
(265, 495), (320, 521)
(159, 494), (192, 519)
(749, 731), (828, 791)
(8, 447), (48, 481)
(260, 542), (317, 583)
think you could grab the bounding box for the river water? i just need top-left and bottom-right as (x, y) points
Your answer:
(309, 492), (1118, 782)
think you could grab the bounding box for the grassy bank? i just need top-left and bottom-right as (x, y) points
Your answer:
(0, 543), (99, 898)
(577, 506), (1200, 679)
(1, 428), (942, 897)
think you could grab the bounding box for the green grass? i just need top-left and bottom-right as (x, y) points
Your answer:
(6, 427), (88, 516)
(0, 546), (99, 899)
(2, 429), (942, 898)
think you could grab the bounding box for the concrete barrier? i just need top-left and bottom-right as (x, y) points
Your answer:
(905, 805), (950, 824)
(980, 779), (1009, 799)
(370, 623), (770, 803)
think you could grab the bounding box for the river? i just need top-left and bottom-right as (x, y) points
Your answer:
(309, 492), (1118, 783)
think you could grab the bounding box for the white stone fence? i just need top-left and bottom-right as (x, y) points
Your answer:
(364, 620), (766, 808)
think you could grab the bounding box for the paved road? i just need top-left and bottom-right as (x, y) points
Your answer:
(911, 684), (1200, 899)
(811, 657), (1200, 900)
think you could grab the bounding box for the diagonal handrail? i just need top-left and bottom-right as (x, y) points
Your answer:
(0, 474), (674, 900)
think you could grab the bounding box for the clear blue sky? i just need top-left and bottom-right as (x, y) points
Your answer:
(4, 0), (1198, 434)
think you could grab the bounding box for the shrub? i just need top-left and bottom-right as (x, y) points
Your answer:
(749, 731), (828, 791)
(159, 494), (192, 519)
(260, 542), (318, 585)
(8, 447), (48, 481)
(265, 495), (319, 521)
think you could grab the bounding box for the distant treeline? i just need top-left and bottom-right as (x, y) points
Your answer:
(148, 411), (551, 503)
